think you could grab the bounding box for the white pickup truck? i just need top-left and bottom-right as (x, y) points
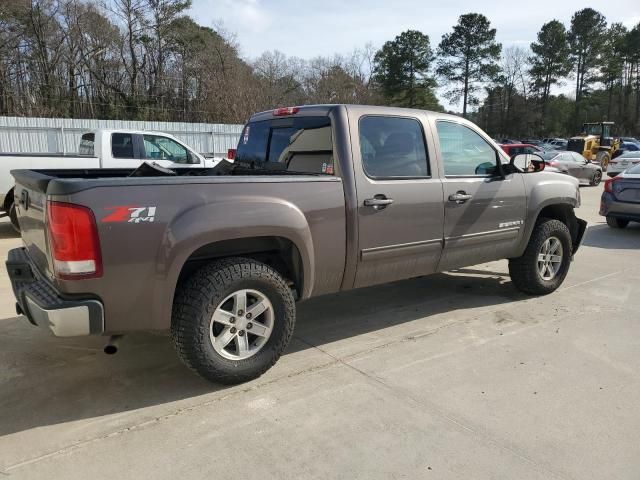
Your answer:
(0, 129), (224, 230)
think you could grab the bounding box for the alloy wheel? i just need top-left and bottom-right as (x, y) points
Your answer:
(537, 236), (563, 281)
(209, 289), (274, 360)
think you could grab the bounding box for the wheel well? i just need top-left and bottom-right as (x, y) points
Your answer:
(537, 204), (579, 242)
(3, 188), (14, 212)
(176, 236), (304, 296)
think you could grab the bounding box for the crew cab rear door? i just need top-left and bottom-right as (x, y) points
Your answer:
(433, 119), (526, 271)
(349, 110), (444, 288)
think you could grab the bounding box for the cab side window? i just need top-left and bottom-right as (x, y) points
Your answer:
(436, 121), (498, 176)
(359, 116), (429, 178)
(570, 152), (586, 163)
(142, 135), (192, 163)
(112, 133), (134, 159)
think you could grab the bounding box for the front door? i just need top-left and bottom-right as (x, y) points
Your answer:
(434, 120), (526, 271)
(352, 114), (444, 288)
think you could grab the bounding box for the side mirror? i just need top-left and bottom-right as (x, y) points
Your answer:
(511, 153), (545, 173)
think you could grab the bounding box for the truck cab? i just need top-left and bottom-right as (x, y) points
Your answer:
(80, 129), (213, 169)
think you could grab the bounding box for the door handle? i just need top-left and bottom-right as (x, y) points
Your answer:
(364, 196), (394, 210)
(448, 191), (472, 204)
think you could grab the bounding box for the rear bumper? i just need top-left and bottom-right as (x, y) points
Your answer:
(6, 248), (104, 336)
(600, 192), (640, 221)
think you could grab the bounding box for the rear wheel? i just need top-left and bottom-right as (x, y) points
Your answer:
(171, 257), (295, 384)
(606, 216), (629, 229)
(590, 170), (602, 186)
(509, 218), (572, 295)
(596, 151), (610, 172)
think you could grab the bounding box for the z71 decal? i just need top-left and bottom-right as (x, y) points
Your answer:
(102, 206), (157, 223)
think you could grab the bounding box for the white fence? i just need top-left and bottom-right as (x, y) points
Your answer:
(0, 116), (244, 156)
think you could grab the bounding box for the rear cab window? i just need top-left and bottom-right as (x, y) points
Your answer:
(79, 133), (95, 156)
(235, 116), (334, 174)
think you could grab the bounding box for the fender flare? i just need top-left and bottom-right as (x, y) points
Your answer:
(153, 196), (315, 327)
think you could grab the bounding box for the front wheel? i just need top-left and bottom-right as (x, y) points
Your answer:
(171, 258), (296, 384)
(509, 218), (572, 295)
(590, 170), (602, 186)
(596, 151), (610, 172)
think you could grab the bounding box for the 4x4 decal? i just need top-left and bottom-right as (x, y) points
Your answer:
(102, 206), (156, 223)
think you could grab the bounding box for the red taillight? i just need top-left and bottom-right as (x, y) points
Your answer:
(47, 201), (102, 279)
(273, 106), (299, 116)
(603, 176), (622, 194)
(227, 148), (236, 160)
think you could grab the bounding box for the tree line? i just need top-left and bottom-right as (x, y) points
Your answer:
(0, 1), (639, 136)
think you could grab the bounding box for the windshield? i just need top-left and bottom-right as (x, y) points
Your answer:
(584, 124), (602, 136)
(235, 116), (334, 174)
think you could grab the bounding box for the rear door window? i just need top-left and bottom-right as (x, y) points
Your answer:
(235, 117), (334, 174)
(358, 116), (429, 178)
(111, 133), (135, 159)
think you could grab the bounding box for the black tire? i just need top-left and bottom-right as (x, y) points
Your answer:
(171, 257), (295, 384)
(8, 202), (20, 233)
(606, 216), (629, 229)
(596, 151), (610, 172)
(590, 170), (602, 186)
(508, 218), (572, 295)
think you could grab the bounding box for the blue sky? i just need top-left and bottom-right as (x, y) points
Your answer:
(189, 0), (640, 109)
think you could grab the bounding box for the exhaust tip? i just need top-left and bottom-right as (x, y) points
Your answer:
(104, 335), (122, 355)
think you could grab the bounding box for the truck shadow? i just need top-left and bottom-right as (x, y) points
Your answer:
(581, 222), (640, 250)
(0, 269), (524, 439)
(0, 220), (19, 239)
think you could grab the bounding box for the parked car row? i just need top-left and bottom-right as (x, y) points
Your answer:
(499, 143), (602, 186)
(496, 136), (639, 228)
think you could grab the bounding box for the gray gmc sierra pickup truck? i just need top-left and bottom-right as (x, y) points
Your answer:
(6, 105), (586, 384)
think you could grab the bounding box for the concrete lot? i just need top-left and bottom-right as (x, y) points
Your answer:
(0, 185), (639, 479)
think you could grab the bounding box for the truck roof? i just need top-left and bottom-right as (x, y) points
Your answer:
(248, 104), (464, 123)
(87, 128), (182, 138)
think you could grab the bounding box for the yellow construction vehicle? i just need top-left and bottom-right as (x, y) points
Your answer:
(567, 122), (620, 171)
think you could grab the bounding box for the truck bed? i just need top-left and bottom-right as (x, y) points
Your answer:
(11, 165), (346, 332)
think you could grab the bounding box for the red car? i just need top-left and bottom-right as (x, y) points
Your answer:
(500, 144), (543, 157)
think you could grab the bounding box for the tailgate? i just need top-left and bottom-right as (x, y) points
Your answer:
(12, 170), (54, 276)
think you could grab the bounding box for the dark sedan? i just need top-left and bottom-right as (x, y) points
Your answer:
(540, 151), (603, 186)
(600, 163), (640, 228)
